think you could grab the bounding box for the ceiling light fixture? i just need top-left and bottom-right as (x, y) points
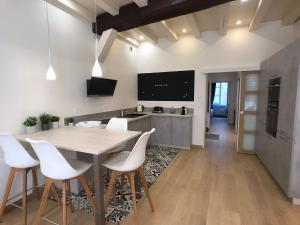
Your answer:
(236, 20), (242, 25)
(241, 0), (248, 2)
(92, 0), (103, 78)
(139, 35), (145, 40)
(45, 0), (56, 81)
(182, 28), (187, 33)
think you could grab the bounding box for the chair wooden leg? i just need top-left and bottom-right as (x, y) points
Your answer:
(78, 175), (95, 211)
(50, 184), (61, 205)
(66, 180), (73, 212)
(34, 179), (53, 225)
(127, 172), (137, 214)
(104, 171), (118, 212)
(138, 167), (154, 212)
(0, 168), (16, 222)
(22, 169), (28, 225)
(62, 181), (67, 225)
(32, 167), (39, 199)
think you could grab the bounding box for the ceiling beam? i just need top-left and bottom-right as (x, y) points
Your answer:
(96, 0), (119, 16)
(97, 29), (118, 62)
(47, 0), (93, 23)
(185, 14), (201, 38)
(282, 2), (300, 26)
(134, 27), (158, 44)
(117, 33), (140, 48)
(94, 0), (234, 35)
(249, 0), (273, 31)
(219, 4), (229, 35)
(132, 0), (148, 8)
(160, 20), (178, 41)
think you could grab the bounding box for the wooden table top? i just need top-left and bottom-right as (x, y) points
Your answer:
(16, 126), (141, 155)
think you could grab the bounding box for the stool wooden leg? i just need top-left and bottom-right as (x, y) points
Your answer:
(0, 168), (16, 222)
(34, 179), (53, 225)
(78, 175), (95, 211)
(66, 180), (73, 212)
(104, 171), (117, 212)
(62, 181), (67, 225)
(32, 167), (39, 199)
(127, 172), (137, 214)
(138, 167), (154, 212)
(22, 169), (28, 225)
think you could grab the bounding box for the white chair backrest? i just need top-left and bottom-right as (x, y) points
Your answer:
(26, 138), (78, 179)
(0, 133), (38, 168)
(120, 128), (155, 171)
(106, 118), (128, 131)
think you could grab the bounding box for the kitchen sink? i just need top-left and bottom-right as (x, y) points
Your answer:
(117, 113), (147, 118)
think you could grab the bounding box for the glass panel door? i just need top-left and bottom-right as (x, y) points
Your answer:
(237, 71), (260, 154)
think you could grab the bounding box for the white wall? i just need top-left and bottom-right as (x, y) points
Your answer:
(0, 0), (137, 200)
(137, 20), (298, 146)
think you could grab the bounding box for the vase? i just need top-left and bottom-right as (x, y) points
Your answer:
(41, 123), (50, 131)
(24, 125), (37, 134)
(51, 121), (59, 129)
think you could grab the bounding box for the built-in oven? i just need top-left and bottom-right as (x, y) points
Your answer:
(266, 77), (281, 137)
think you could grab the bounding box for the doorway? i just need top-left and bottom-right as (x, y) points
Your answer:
(206, 72), (239, 140)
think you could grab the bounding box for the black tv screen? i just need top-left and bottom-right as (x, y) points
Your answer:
(138, 70), (195, 101)
(87, 77), (117, 96)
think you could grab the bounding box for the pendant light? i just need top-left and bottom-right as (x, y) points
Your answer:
(45, 0), (56, 80)
(92, 0), (103, 78)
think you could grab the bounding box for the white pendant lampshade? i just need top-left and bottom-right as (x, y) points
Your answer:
(92, 59), (102, 78)
(46, 65), (56, 80)
(45, 0), (56, 81)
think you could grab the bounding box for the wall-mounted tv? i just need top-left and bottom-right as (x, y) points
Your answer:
(86, 77), (117, 96)
(138, 70), (195, 101)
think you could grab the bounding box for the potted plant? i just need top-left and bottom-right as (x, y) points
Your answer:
(67, 117), (74, 126)
(23, 117), (38, 134)
(50, 115), (60, 129)
(39, 113), (52, 131)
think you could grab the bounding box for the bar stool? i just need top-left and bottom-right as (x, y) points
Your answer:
(0, 133), (40, 225)
(103, 128), (155, 214)
(26, 138), (96, 225)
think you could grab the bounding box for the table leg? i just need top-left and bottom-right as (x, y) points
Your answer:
(93, 155), (105, 225)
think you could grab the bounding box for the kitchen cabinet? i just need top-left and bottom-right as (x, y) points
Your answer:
(150, 115), (192, 149)
(150, 116), (172, 146)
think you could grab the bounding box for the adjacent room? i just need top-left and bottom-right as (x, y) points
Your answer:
(1, 0), (300, 225)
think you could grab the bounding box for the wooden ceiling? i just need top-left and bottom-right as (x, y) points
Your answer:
(49, 0), (300, 46)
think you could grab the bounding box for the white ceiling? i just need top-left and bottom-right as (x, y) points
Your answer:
(63, 0), (300, 44)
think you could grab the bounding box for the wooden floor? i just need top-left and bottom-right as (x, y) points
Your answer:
(2, 118), (300, 225)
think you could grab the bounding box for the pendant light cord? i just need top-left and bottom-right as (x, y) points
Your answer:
(45, 0), (52, 65)
(94, 0), (98, 60)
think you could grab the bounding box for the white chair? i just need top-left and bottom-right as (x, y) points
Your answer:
(0, 133), (40, 225)
(103, 128), (155, 214)
(105, 118), (128, 154)
(26, 138), (95, 225)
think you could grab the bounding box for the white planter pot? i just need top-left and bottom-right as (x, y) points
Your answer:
(51, 122), (59, 129)
(68, 123), (74, 126)
(24, 125), (37, 134)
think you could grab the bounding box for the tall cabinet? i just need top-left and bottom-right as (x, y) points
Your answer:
(255, 39), (300, 200)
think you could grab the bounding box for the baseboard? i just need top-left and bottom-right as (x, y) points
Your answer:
(292, 198), (300, 205)
(191, 144), (204, 149)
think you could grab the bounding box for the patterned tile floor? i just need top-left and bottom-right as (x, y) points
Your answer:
(61, 145), (178, 224)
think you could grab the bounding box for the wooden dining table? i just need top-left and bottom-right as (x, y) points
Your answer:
(16, 125), (142, 225)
